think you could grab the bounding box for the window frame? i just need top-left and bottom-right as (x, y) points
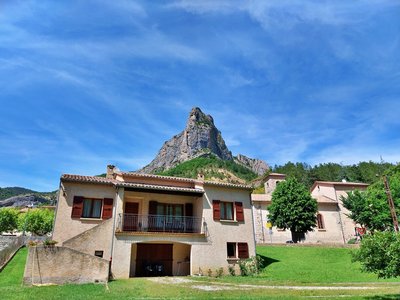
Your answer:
(220, 201), (234, 220)
(227, 242), (236, 258)
(82, 198), (103, 219)
(317, 213), (325, 230)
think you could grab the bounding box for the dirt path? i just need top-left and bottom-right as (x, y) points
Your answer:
(147, 277), (382, 291)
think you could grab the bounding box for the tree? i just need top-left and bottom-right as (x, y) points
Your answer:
(343, 165), (400, 232)
(19, 209), (54, 236)
(0, 208), (19, 234)
(353, 231), (400, 278)
(342, 190), (392, 232)
(268, 177), (318, 243)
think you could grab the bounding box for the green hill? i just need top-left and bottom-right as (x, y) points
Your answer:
(158, 155), (258, 184)
(0, 187), (37, 201)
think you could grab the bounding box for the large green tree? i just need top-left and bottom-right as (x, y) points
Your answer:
(268, 177), (318, 243)
(343, 166), (400, 232)
(18, 209), (54, 236)
(0, 208), (19, 234)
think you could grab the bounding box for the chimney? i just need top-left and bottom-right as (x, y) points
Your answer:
(107, 165), (116, 179)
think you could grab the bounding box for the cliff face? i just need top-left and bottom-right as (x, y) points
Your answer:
(138, 107), (269, 176)
(139, 107), (232, 174)
(234, 154), (269, 176)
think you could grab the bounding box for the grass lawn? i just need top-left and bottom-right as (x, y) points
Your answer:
(0, 246), (399, 299)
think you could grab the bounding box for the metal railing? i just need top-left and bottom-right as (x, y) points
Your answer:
(117, 214), (204, 234)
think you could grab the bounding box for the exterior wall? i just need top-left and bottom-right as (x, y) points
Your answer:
(52, 182), (116, 244)
(191, 186), (255, 275)
(252, 201), (344, 244)
(23, 246), (109, 285)
(63, 218), (113, 260)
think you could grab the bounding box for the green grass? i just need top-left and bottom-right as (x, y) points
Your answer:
(0, 246), (399, 299)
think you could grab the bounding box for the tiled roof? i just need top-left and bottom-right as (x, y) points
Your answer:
(116, 182), (204, 194)
(311, 181), (369, 192)
(314, 195), (338, 203)
(61, 174), (115, 185)
(119, 172), (197, 183)
(204, 181), (253, 190)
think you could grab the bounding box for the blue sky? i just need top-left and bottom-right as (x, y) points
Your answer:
(0, 0), (399, 191)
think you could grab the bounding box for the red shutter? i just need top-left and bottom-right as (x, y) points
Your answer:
(213, 200), (220, 221)
(102, 198), (113, 219)
(71, 196), (83, 218)
(235, 202), (244, 222)
(238, 243), (249, 259)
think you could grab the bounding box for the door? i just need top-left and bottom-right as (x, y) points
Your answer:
(124, 202), (139, 231)
(136, 243), (173, 276)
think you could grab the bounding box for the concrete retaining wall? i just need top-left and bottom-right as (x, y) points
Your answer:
(0, 236), (25, 270)
(23, 246), (109, 285)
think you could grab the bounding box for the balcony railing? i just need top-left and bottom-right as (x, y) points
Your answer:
(117, 213), (204, 234)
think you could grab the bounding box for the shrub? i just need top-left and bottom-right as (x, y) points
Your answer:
(215, 267), (223, 278)
(238, 256), (264, 276)
(0, 208), (19, 234)
(18, 209), (54, 235)
(207, 268), (212, 277)
(353, 231), (400, 278)
(228, 265), (235, 276)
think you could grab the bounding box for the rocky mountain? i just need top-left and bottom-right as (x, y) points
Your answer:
(0, 187), (57, 207)
(234, 154), (269, 176)
(138, 107), (268, 176)
(0, 194), (50, 208)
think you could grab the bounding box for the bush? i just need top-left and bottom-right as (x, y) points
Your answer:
(0, 208), (19, 234)
(353, 231), (400, 278)
(238, 255), (264, 276)
(228, 265), (235, 276)
(215, 267), (223, 278)
(18, 209), (54, 235)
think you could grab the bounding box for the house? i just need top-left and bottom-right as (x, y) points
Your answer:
(41, 165), (255, 282)
(251, 174), (369, 244)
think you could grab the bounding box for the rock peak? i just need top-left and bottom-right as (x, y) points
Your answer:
(187, 107), (214, 128)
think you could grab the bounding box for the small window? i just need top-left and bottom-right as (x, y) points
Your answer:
(94, 250), (104, 258)
(317, 213), (325, 229)
(220, 202), (234, 220)
(227, 243), (236, 258)
(82, 199), (102, 218)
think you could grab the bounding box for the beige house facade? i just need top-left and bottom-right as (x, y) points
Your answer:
(252, 173), (368, 244)
(51, 165), (256, 279)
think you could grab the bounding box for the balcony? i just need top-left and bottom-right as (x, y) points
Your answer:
(116, 213), (205, 234)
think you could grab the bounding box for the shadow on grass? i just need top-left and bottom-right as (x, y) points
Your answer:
(258, 254), (280, 269)
(363, 295), (400, 300)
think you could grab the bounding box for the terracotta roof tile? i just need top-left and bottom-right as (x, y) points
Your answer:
(61, 174), (115, 185)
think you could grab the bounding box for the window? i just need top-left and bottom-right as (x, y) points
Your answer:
(220, 202), (234, 220)
(213, 200), (245, 222)
(94, 250), (104, 258)
(317, 213), (325, 229)
(82, 199), (102, 218)
(71, 196), (113, 219)
(226, 242), (249, 259)
(227, 243), (236, 258)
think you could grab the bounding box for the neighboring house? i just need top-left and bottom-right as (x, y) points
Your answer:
(51, 165), (256, 279)
(252, 174), (369, 244)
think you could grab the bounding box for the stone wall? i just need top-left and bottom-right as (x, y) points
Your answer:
(23, 246), (109, 285)
(0, 236), (25, 270)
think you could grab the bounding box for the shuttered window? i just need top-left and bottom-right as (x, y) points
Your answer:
(212, 200), (220, 220)
(71, 196), (113, 219)
(317, 213), (325, 229)
(102, 198), (114, 219)
(238, 243), (249, 259)
(235, 202), (244, 222)
(71, 196), (83, 218)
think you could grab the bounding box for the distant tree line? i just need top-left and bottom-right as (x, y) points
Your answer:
(272, 160), (394, 188)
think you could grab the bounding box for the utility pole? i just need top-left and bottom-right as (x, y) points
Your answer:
(383, 175), (399, 232)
